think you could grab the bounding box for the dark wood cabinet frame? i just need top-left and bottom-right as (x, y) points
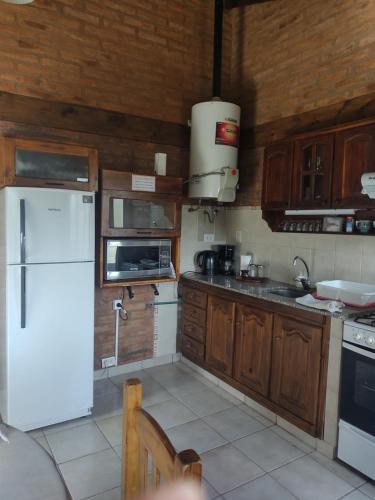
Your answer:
(180, 279), (330, 438)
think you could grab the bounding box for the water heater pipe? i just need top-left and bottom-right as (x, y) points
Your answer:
(212, 0), (224, 98)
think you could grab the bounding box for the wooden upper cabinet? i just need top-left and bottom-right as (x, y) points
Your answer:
(262, 141), (293, 210)
(100, 170), (182, 238)
(332, 124), (375, 208)
(0, 137), (98, 191)
(206, 295), (235, 377)
(291, 134), (334, 209)
(234, 304), (273, 397)
(270, 314), (322, 425)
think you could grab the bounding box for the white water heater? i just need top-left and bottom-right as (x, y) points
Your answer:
(189, 100), (241, 202)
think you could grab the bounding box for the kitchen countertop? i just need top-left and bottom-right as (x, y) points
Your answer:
(181, 272), (370, 319)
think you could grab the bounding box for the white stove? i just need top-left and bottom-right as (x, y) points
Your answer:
(338, 314), (375, 480)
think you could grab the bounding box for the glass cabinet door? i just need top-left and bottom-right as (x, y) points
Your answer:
(2, 138), (98, 191)
(109, 197), (176, 230)
(15, 148), (89, 183)
(292, 135), (334, 208)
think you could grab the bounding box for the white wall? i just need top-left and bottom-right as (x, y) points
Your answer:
(225, 207), (375, 286)
(180, 205), (226, 273)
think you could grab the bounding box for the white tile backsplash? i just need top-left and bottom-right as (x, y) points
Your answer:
(224, 207), (374, 286)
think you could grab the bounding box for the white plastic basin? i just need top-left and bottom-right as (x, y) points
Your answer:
(316, 280), (375, 307)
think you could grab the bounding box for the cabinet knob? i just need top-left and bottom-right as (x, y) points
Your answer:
(274, 336), (281, 341)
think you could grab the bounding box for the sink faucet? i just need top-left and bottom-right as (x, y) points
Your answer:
(292, 256), (311, 291)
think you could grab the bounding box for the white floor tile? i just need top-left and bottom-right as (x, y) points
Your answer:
(178, 389), (234, 418)
(141, 379), (174, 407)
(233, 428), (306, 472)
(223, 474), (298, 500)
(342, 490), (374, 500)
(146, 398), (197, 430)
(360, 482), (375, 499)
(160, 374), (214, 397)
(93, 391), (123, 420)
(202, 478), (219, 500)
(203, 406), (265, 442)
(94, 379), (120, 399)
(146, 363), (189, 383)
(310, 452), (367, 488)
(46, 422), (110, 464)
(270, 455), (354, 500)
(201, 444), (264, 494)
(237, 404), (275, 428)
(59, 448), (121, 500)
(35, 436), (53, 457)
(87, 487), (121, 500)
(167, 419), (227, 454)
(96, 415), (122, 448)
(110, 370), (151, 388)
(43, 415), (93, 436)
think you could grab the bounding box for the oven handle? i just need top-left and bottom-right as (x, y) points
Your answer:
(343, 341), (375, 360)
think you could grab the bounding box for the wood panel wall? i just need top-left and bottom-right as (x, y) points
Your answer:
(0, 91), (188, 369)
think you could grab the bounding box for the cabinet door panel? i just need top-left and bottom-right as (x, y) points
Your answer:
(270, 314), (322, 424)
(206, 295), (235, 376)
(292, 134), (333, 208)
(234, 305), (273, 397)
(262, 142), (293, 210)
(333, 125), (375, 208)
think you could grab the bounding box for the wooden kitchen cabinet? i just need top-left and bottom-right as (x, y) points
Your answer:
(270, 313), (323, 424)
(234, 304), (273, 397)
(0, 137), (98, 191)
(179, 279), (329, 437)
(181, 285), (207, 363)
(291, 134), (334, 209)
(332, 124), (375, 208)
(206, 295), (236, 376)
(262, 141), (293, 210)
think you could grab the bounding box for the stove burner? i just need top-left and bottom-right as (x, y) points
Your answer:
(354, 313), (375, 327)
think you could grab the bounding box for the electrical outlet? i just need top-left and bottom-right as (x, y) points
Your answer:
(235, 230), (242, 243)
(101, 356), (116, 369)
(112, 299), (122, 310)
(204, 233), (215, 242)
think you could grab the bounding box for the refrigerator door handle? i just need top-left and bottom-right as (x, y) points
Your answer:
(21, 266), (26, 329)
(20, 199), (26, 264)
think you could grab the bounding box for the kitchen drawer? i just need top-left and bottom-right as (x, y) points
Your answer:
(183, 303), (206, 326)
(183, 317), (206, 343)
(182, 335), (204, 361)
(182, 287), (207, 309)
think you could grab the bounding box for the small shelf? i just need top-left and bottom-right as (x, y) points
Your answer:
(100, 277), (178, 288)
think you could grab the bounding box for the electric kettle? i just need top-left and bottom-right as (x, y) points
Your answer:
(196, 250), (219, 276)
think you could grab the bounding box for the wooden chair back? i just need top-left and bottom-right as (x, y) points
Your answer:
(122, 378), (202, 500)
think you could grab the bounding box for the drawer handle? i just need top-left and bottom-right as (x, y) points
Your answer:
(186, 325), (193, 332)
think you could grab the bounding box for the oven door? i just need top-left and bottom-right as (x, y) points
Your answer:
(340, 341), (375, 437)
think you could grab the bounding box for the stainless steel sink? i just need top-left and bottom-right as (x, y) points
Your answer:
(269, 287), (309, 299)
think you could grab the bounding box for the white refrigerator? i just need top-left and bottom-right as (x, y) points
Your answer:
(0, 187), (95, 431)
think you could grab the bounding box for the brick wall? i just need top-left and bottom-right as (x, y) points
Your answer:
(233, 0), (375, 127)
(0, 0), (232, 124)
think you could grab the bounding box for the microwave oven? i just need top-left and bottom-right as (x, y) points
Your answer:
(104, 239), (173, 281)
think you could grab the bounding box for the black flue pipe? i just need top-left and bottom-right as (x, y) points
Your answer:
(212, 0), (224, 98)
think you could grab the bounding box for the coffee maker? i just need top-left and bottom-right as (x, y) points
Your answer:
(217, 245), (235, 275)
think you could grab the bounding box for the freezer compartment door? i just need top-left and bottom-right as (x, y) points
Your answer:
(5, 187), (95, 264)
(6, 262), (94, 431)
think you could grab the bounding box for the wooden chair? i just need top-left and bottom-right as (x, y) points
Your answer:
(122, 378), (202, 500)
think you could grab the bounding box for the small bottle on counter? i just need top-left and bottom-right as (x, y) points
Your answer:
(346, 216), (354, 233)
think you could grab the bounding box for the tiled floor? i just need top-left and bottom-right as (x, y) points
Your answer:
(28, 361), (375, 500)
